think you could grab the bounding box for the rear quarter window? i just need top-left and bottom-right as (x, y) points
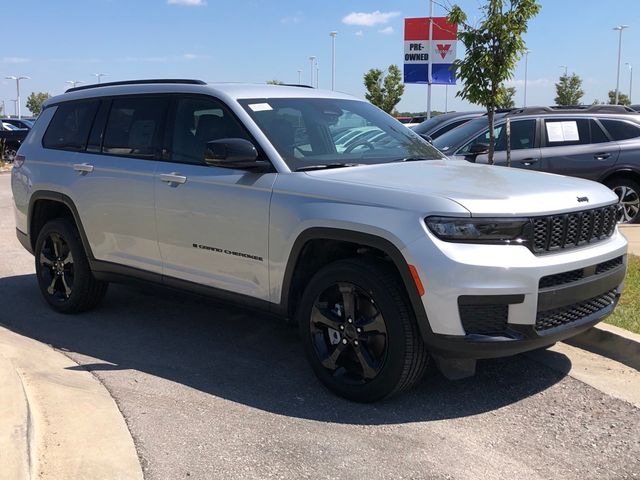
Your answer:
(42, 100), (99, 151)
(600, 119), (640, 141)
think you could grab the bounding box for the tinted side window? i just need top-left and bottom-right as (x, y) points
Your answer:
(433, 119), (468, 139)
(600, 119), (640, 141)
(590, 119), (609, 143)
(102, 97), (169, 158)
(543, 118), (590, 147)
(171, 97), (250, 164)
(42, 100), (99, 151)
(495, 119), (536, 151)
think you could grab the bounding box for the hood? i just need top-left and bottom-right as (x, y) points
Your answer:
(305, 160), (618, 216)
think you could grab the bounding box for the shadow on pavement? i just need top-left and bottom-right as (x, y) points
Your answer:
(0, 273), (570, 425)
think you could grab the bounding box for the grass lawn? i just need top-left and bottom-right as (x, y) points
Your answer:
(606, 254), (640, 334)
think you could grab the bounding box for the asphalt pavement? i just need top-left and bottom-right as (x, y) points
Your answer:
(1, 172), (639, 480)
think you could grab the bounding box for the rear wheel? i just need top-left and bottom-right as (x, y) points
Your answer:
(606, 177), (640, 224)
(34, 219), (108, 313)
(297, 258), (429, 402)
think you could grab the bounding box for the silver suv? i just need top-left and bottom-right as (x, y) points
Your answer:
(12, 80), (628, 402)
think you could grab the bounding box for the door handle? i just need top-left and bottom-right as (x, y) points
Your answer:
(519, 158), (539, 166)
(73, 163), (94, 174)
(160, 173), (187, 185)
(594, 153), (611, 160)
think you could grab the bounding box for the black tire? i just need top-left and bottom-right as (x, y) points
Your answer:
(297, 258), (429, 402)
(605, 177), (640, 224)
(34, 218), (108, 313)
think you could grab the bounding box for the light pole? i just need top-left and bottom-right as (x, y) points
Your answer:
(66, 80), (84, 89)
(297, 69), (302, 84)
(330, 31), (338, 91)
(316, 59), (320, 88)
(92, 73), (107, 84)
(524, 50), (531, 107)
(309, 56), (316, 88)
(0, 100), (4, 118)
(626, 62), (633, 103)
(559, 65), (568, 76)
(5, 76), (29, 119)
(11, 99), (18, 117)
(614, 25), (629, 104)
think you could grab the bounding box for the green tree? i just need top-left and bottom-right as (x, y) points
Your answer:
(608, 89), (631, 106)
(26, 92), (51, 116)
(363, 65), (405, 113)
(266, 79), (284, 85)
(496, 85), (516, 109)
(448, 0), (541, 164)
(554, 73), (584, 105)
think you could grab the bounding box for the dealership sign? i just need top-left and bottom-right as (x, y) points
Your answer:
(404, 17), (457, 85)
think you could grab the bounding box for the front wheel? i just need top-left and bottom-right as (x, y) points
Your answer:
(297, 258), (429, 402)
(34, 219), (108, 313)
(606, 178), (640, 224)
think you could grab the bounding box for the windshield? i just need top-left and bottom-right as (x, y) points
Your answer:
(239, 98), (444, 170)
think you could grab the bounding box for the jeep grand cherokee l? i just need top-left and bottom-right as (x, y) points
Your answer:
(12, 80), (628, 402)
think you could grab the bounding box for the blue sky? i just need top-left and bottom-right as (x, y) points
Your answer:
(1, 0), (639, 115)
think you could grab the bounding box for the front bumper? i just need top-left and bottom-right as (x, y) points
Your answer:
(402, 228), (628, 359)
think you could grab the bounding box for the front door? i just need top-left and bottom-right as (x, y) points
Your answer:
(154, 95), (275, 301)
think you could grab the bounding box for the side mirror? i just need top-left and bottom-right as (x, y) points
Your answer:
(205, 138), (260, 168)
(468, 143), (489, 155)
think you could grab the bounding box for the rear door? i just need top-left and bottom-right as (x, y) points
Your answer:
(65, 95), (168, 273)
(539, 117), (619, 180)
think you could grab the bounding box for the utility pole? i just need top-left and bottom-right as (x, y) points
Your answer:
(626, 62), (633, 103)
(330, 31), (338, 91)
(5, 76), (29, 119)
(613, 25), (629, 104)
(426, 0), (434, 119)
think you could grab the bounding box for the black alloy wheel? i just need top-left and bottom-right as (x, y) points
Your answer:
(39, 232), (75, 303)
(611, 182), (640, 224)
(310, 282), (388, 384)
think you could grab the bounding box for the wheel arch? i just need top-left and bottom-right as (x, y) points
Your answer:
(28, 191), (94, 259)
(279, 227), (432, 335)
(599, 168), (640, 186)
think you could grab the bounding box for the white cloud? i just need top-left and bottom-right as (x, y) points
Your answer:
(167, 0), (206, 6)
(378, 26), (394, 35)
(1, 57), (30, 64)
(342, 10), (400, 27)
(355, 30), (364, 37)
(182, 53), (210, 60)
(505, 78), (551, 88)
(281, 12), (303, 24)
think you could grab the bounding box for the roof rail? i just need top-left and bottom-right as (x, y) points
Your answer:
(278, 83), (314, 88)
(65, 79), (207, 93)
(507, 104), (637, 116)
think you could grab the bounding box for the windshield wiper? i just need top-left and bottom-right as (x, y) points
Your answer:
(295, 162), (363, 172)
(389, 156), (439, 163)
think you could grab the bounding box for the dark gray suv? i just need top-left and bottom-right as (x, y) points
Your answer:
(432, 105), (640, 223)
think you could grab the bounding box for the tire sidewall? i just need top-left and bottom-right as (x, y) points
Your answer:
(297, 260), (414, 402)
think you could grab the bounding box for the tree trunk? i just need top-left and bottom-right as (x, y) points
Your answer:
(506, 117), (512, 167)
(487, 107), (495, 165)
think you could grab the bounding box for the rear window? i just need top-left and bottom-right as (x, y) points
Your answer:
(600, 119), (640, 141)
(43, 100), (99, 151)
(102, 96), (169, 158)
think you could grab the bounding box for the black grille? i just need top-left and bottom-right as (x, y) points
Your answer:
(539, 268), (584, 288)
(535, 289), (617, 332)
(531, 205), (617, 254)
(459, 305), (508, 335)
(595, 256), (624, 274)
(539, 256), (624, 289)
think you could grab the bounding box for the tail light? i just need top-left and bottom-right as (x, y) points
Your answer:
(14, 155), (25, 168)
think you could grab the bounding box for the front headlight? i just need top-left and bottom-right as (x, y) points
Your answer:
(425, 217), (532, 245)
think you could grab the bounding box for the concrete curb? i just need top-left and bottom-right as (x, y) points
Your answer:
(565, 323), (640, 372)
(0, 326), (143, 480)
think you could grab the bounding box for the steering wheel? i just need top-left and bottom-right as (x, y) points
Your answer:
(344, 139), (375, 153)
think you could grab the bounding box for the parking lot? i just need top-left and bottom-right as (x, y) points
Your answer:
(0, 172), (639, 479)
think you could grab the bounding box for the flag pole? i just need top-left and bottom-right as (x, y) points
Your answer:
(427, 0), (434, 119)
